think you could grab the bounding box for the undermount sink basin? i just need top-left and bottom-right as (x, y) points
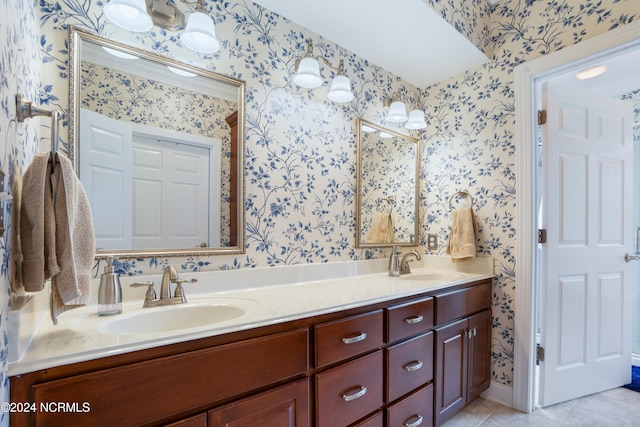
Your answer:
(84, 303), (245, 335)
(401, 272), (466, 282)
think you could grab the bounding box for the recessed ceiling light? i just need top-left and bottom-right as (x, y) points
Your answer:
(102, 46), (139, 60)
(575, 65), (607, 80)
(167, 66), (197, 77)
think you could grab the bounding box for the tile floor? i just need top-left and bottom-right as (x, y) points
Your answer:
(441, 387), (640, 426)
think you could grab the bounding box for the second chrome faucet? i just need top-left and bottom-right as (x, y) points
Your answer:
(131, 265), (198, 308)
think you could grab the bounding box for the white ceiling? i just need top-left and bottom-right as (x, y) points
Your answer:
(547, 47), (640, 97)
(252, 0), (490, 89)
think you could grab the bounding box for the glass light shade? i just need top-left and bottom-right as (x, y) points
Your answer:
(104, 0), (153, 32)
(386, 101), (408, 123)
(327, 75), (354, 102)
(405, 109), (427, 129)
(293, 57), (323, 89)
(181, 12), (220, 53)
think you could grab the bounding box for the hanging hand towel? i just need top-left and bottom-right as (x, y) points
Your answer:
(19, 153), (59, 292)
(446, 205), (477, 262)
(50, 154), (95, 324)
(367, 212), (394, 243)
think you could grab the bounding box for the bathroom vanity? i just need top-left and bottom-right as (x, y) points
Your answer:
(9, 264), (492, 427)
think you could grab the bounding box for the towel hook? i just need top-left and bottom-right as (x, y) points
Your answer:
(448, 190), (474, 210)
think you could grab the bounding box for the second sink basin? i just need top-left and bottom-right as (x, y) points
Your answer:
(98, 303), (245, 335)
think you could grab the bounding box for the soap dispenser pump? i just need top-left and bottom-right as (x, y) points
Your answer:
(98, 256), (122, 316)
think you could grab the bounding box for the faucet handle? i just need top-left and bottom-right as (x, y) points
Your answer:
(131, 281), (156, 301)
(173, 278), (197, 301)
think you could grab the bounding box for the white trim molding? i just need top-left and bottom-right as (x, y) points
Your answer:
(514, 21), (640, 413)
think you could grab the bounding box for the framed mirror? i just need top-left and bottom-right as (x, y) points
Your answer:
(69, 28), (245, 258)
(355, 118), (419, 248)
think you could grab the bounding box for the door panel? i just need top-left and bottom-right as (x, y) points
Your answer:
(540, 83), (633, 406)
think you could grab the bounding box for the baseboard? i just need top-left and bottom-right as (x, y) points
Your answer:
(481, 380), (514, 408)
(633, 355), (640, 367)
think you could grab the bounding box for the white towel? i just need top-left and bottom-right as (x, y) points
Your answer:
(367, 212), (394, 243)
(446, 206), (477, 262)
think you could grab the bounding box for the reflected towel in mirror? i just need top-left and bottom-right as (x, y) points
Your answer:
(446, 206), (477, 262)
(367, 212), (394, 243)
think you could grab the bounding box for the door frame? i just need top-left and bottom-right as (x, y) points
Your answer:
(513, 21), (640, 413)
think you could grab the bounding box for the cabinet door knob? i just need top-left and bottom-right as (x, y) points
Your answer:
(342, 386), (367, 401)
(342, 332), (367, 344)
(403, 360), (423, 372)
(404, 414), (423, 427)
(404, 315), (424, 324)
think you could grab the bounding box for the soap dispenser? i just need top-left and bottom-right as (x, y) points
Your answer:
(98, 256), (122, 316)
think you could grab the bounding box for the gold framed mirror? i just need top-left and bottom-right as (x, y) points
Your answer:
(69, 28), (245, 258)
(355, 118), (420, 248)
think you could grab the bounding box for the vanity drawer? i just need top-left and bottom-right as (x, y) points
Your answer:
(435, 282), (491, 326)
(387, 297), (434, 343)
(386, 384), (434, 427)
(386, 332), (434, 403)
(315, 350), (384, 427)
(354, 411), (384, 427)
(30, 329), (308, 426)
(314, 309), (384, 367)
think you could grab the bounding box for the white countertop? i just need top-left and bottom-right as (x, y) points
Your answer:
(8, 256), (495, 376)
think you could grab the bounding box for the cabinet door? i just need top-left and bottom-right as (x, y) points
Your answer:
(208, 379), (309, 427)
(166, 413), (207, 427)
(434, 318), (467, 426)
(467, 309), (491, 401)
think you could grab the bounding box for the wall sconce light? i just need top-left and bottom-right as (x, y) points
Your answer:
(383, 94), (427, 130)
(293, 40), (354, 103)
(104, 0), (220, 53)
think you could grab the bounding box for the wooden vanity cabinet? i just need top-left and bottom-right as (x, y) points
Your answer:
(10, 279), (492, 427)
(434, 283), (492, 426)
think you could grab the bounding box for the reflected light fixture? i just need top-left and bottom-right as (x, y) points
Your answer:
(383, 94), (427, 130)
(102, 46), (139, 60)
(293, 40), (355, 103)
(104, 0), (220, 54)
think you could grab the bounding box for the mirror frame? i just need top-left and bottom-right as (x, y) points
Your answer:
(69, 27), (246, 259)
(355, 118), (420, 248)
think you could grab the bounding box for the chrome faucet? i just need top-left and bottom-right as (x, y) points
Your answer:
(400, 251), (421, 275)
(388, 246), (401, 277)
(131, 265), (198, 307)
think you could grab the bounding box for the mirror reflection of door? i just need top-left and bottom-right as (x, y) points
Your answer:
(80, 109), (221, 250)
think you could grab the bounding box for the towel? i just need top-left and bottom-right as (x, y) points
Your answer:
(446, 206), (477, 262)
(19, 153), (58, 291)
(367, 212), (394, 243)
(49, 153), (95, 324)
(19, 152), (95, 324)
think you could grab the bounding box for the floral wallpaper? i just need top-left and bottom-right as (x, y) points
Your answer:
(420, 0), (639, 387)
(80, 60), (237, 245)
(0, 0), (638, 413)
(0, 0), (43, 421)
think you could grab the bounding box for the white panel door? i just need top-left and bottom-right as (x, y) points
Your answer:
(131, 136), (210, 249)
(79, 109), (132, 250)
(540, 83), (633, 406)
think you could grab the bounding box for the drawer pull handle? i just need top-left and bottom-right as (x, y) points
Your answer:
(342, 386), (367, 402)
(404, 415), (423, 427)
(404, 315), (424, 324)
(403, 360), (423, 372)
(342, 332), (367, 344)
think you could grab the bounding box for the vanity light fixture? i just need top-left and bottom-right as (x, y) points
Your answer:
(104, 0), (220, 54)
(293, 40), (354, 103)
(167, 66), (197, 77)
(383, 95), (427, 130)
(102, 46), (139, 60)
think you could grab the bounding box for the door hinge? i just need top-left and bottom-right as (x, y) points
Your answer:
(538, 229), (547, 244)
(536, 344), (545, 364)
(537, 109), (547, 125)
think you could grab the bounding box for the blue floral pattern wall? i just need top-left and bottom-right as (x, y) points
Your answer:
(1, 0), (639, 412)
